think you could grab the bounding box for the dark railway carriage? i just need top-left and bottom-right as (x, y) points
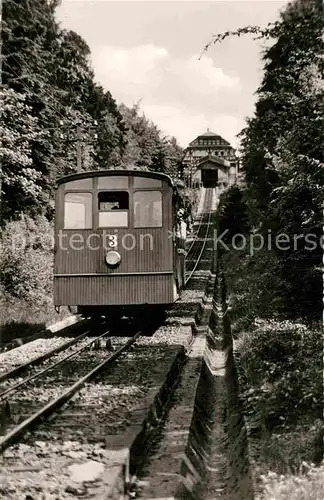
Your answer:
(54, 170), (186, 326)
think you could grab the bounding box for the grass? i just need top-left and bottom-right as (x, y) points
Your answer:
(0, 215), (72, 343)
(0, 297), (70, 343)
(257, 463), (324, 500)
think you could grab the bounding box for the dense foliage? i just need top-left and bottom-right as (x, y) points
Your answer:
(212, 0), (323, 481)
(0, 216), (53, 305)
(235, 318), (323, 475)
(1, 0), (183, 224)
(212, 0), (323, 323)
(118, 103), (183, 175)
(238, 320), (322, 429)
(0, 0), (184, 316)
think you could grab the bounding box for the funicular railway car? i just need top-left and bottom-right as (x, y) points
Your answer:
(54, 170), (187, 327)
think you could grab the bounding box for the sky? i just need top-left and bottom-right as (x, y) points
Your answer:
(56, 1), (289, 150)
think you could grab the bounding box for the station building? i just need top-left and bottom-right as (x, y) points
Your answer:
(182, 129), (239, 190)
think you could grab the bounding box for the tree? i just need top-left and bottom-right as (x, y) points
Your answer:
(163, 136), (184, 177)
(1, 0), (127, 220)
(2, 0), (72, 217)
(1, 0), (182, 226)
(118, 103), (183, 173)
(204, 0), (324, 322)
(87, 85), (126, 170)
(0, 88), (44, 221)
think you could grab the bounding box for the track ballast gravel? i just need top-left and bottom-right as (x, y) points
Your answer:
(0, 326), (189, 499)
(0, 337), (74, 377)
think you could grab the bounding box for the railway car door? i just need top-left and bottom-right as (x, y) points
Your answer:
(178, 219), (186, 288)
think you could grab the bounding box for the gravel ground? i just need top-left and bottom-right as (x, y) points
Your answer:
(0, 192), (214, 499)
(179, 288), (206, 302)
(0, 326), (191, 500)
(0, 337), (107, 394)
(0, 337), (75, 377)
(0, 341), (119, 440)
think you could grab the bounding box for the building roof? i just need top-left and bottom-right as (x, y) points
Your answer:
(188, 129), (231, 147)
(199, 130), (219, 137)
(196, 154), (230, 169)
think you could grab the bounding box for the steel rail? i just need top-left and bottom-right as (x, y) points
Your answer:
(0, 331), (142, 453)
(0, 330), (92, 384)
(185, 188), (207, 256)
(186, 189), (212, 263)
(0, 317), (86, 355)
(0, 331), (110, 400)
(186, 205), (206, 258)
(186, 191), (212, 263)
(185, 216), (204, 258)
(184, 211), (212, 284)
(186, 222), (211, 266)
(185, 189), (214, 285)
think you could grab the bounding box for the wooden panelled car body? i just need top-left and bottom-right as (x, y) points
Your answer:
(54, 170), (186, 324)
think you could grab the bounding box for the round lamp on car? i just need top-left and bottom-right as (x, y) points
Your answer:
(105, 251), (121, 267)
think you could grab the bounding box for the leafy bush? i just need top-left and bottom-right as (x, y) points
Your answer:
(0, 215), (53, 307)
(256, 423), (323, 474)
(222, 247), (289, 331)
(216, 185), (250, 250)
(236, 320), (322, 429)
(258, 462), (324, 500)
(217, 184), (321, 325)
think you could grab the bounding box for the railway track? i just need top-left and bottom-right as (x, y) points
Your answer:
(0, 331), (142, 453)
(0, 188), (217, 498)
(185, 188), (214, 284)
(0, 331), (110, 401)
(0, 327), (190, 499)
(0, 315), (84, 355)
(0, 330), (95, 383)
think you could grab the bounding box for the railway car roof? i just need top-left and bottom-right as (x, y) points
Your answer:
(57, 169), (174, 187)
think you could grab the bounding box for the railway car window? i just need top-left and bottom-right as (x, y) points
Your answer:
(64, 193), (92, 229)
(133, 177), (162, 189)
(97, 176), (129, 189)
(64, 179), (92, 190)
(98, 191), (129, 227)
(134, 191), (162, 227)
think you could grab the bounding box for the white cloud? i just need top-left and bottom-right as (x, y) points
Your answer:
(92, 44), (168, 90)
(141, 103), (244, 149)
(171, 54), (240, 94)
(91, 44), (243, 147)
(92, 44), (240, 101)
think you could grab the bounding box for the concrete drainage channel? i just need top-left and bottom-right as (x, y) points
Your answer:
(1, 224), (256, 498)
(0, 292), (256, 500)
(220, 275), (256, 500)
(128, 270), (218, 500)
(90, 269), (215, 500)
(202, 270), (255, 500)
(125, 266), (256, 500)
